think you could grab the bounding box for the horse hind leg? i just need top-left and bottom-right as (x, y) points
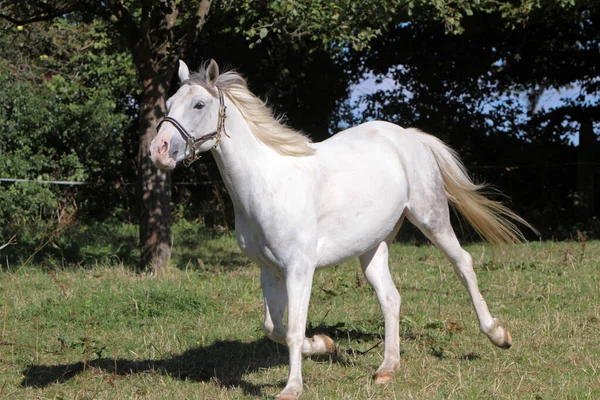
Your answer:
(406, 204), (512, 349)
(359, 240), (401, 384)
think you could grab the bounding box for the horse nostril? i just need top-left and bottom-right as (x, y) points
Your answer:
(158, 139), (169, 155)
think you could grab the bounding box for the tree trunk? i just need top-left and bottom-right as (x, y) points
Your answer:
(137, 70), (172, 273)
(576, 117), (596, 221)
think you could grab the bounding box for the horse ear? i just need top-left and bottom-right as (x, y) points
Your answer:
(178, 60), (190, 83)
(206, 59), (220, 86)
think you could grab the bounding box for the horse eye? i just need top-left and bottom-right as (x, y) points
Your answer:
(194, 101), (205, 110)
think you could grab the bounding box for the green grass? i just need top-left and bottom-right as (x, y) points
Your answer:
(0, 236), (599, 399)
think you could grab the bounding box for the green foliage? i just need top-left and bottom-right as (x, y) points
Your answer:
(232, 0), (592, 48)
(231, 0), (400, 51)
(0, 71), (62, 239)
(405, 0), (593, 34)
(0, 18), (138, 251)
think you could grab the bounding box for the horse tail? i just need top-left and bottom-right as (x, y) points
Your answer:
(414, 129), (537, 245)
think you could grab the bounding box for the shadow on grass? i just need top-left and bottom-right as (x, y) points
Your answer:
(20, 325), (376, 396)
(21, 338), (286, 396)
(308, 321), (380, 342)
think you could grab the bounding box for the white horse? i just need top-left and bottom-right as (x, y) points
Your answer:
(150, 60), (533, 399)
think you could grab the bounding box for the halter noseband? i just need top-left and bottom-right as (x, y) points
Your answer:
(157, 88), (229, 167)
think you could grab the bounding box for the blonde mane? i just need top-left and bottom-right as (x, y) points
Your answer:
(188, 68), (314, 157)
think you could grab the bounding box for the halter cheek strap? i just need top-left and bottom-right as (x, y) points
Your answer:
(156, 88), (229, 167)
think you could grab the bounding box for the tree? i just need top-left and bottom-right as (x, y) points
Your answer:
(1, 0), (410, 271)
(4, 0), (591, 268)
(341, 1), (600, 237)
(2, 1), (215, 271)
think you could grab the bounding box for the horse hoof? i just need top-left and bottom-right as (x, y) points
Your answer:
(373, 371), (395, 384)
(277, 385), (302, 400)
(490, 328), (512, 349)
(487, 319), (513, 349)
(304, 334), (336, 356)
(316, 334), (336, 354)
(500, 330), (512, 349)
(277, 395), (298, 400)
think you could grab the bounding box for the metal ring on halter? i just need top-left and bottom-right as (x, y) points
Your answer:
(156, 88), (228, 167)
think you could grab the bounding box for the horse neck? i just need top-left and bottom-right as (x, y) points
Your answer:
(210, 99), (275, 207)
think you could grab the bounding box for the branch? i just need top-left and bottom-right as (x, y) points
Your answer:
(0, 234), (16, 251)
(99, 0), (141, 54)
(195, 0), (211, 32)
(166, 0), (178, 31)
(178, 0), (211, 60)
(0, 6), (78, 25)
(153, 0), (179, 71)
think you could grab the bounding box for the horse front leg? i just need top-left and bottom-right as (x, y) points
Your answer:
(261, 267), (335, 355)
(276, 264), (315, 400)
(261, 268), (288, 345)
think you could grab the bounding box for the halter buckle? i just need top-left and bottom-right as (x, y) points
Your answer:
(183, 139), (201, 167)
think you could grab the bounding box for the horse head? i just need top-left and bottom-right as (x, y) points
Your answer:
(150, 60), (225, 169)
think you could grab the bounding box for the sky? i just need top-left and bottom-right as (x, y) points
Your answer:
(348, 72), (598, 146)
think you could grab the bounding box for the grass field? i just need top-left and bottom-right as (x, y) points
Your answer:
(0, 233), (599, 399)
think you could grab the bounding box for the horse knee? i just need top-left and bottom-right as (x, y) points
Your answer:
(264, 322), (286, 344)
(263, 321), (274, 337)
(387, 290), (401, 308)
(286, 331), (304, 349)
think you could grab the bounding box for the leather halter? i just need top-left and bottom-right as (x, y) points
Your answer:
(157, 88), (228, 167)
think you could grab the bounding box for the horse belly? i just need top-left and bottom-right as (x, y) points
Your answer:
(314, 147), (408, 267)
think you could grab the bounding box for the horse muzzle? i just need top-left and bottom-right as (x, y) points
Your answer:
(149, 137), (177, 170)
